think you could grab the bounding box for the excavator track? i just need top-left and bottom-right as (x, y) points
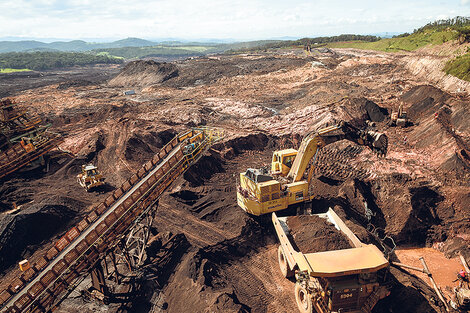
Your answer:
(0, 127), (223, 313)
(314, 145), (374, 181)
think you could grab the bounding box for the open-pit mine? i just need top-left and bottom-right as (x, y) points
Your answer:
(0, 46), (469, 313)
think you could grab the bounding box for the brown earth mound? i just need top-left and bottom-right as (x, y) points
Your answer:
(0, 196), (86, 273)
(287, 215), (352, 253)
(401, 85), (450, 119)
(161, 55), (311, 88)
(347, 97), (389, 123)
(108, 60), (178, 87)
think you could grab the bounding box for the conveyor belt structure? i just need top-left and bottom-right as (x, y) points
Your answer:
(0, 126), (223, 313)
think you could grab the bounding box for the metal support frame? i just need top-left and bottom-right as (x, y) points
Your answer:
(119, 208), (155, 270)
(0, 127), (224, 313)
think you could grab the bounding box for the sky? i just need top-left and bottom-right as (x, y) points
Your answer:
(0, 0), (469, 41)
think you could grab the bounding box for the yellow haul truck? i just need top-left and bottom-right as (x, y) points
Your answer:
(237, 121), (387, 215)
(273, 209), (390, 313)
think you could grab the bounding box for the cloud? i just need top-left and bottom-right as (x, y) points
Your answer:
(0, 0), (468, 39)
(462, 0), (470, 5)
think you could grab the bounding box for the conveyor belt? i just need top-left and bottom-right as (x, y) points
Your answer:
(0, 126), (223, 313)
(0, 132), (62, 180)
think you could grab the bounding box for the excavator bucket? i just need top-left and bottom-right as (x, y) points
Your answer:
(366, 130), (388, 156)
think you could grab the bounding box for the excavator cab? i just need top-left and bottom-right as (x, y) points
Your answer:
(271, 149), (297, 176)
(390, 102), (409, 127)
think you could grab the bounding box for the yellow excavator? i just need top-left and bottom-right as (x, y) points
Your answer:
(390, 102), (409, 127)
(237, 121), (387, 216)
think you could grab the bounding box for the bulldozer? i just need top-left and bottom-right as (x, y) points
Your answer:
(237, 121), (388, 216)
(390, 102), (409, 127)
(77, 164), (105, 191)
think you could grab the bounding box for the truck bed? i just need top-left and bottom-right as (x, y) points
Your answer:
(284, 214), (352, 253)
(273, 209), (389, 277)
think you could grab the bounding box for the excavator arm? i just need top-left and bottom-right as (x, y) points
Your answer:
(286, 121), (387, 183)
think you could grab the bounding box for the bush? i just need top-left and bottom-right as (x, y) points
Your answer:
(444, 54), (470, 82)
(415, 16), (470, 33)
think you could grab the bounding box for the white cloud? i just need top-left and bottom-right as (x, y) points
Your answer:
(0, 0), (468, 40)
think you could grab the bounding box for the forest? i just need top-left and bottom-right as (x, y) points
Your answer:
(0, 51), (123, 71)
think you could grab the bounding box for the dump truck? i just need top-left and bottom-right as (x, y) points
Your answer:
(237, 121), (387, 215)
(77, 164), (105, 191)
(273, 209), (390, 313)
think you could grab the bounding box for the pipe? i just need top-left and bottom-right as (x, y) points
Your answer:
(419, 257), (450, 312)
(460, 254), (470, 273)
(391, 261), (426, 273)
(392, 259), (450, 312)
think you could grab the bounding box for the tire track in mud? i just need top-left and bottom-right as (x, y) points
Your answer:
(221, 244), (297, 313)
(153, 202), (233, 247)
(155, 195), (297, 311)
(156, 190), (298, 312)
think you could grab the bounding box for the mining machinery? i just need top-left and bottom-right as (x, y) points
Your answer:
(0, 98), (61, 179)
(452, 255), (470, 311)
(77, 164), (105, 191)
(237, 121), (387, 216)
(273, 209), (390, 313)
(390, 102), (409, 127)
(0, 127), (223, 313)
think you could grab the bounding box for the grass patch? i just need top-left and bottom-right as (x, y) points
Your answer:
(173, 46), (212, 53)
(326, 28), (460, 52)
(0, 68), (31, 73)
(444, 53), (470, 81)
(95, 51), (125, 59)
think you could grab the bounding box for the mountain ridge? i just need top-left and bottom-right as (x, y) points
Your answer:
(0, 37), (158, 53)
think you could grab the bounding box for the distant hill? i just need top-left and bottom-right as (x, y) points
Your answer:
(0, 37), (158, 53)
(0, 40), (48, 53)
(104, 38), (156, 48)
(91, 40), (283, 59)
(0, 37), (285, 68)
(227, 35), (381, 53)
(0, 37), (276, 55)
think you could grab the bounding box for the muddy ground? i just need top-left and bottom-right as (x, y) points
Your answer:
(0, 46), (469, 313)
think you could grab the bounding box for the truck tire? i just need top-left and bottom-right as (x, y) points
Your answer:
(295, 282), (313, 313)
(278, 246), (294, 278)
